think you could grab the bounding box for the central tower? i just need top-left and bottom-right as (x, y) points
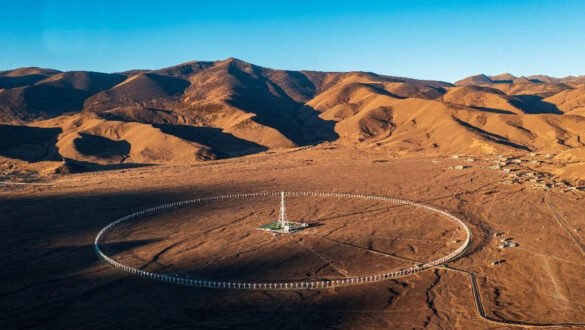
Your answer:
(278, 192), (289, 232)
(258, 192), (308, 234)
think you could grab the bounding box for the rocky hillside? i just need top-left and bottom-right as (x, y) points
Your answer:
(1, 59), (585, 173)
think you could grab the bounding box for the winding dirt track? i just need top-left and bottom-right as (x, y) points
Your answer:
(324, 237), (585, 327)
(432, 190), (585, 327)
(443, 266), (585, 328)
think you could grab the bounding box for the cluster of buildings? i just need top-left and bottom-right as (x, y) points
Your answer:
(448, 153), (584, 192)
(491, 154), (583, 191)
(490, 232), (518, 266)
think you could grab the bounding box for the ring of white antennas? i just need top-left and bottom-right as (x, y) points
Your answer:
(94, 191), (471, 290)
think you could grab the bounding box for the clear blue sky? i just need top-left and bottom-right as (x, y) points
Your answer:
(1, 0), (584, 82)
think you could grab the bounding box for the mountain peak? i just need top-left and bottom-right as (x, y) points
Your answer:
(219, 57), (248, 65)
(0, 67), (61, 78)
(490, 73), (516, 82)
(454, 74), (493, 86)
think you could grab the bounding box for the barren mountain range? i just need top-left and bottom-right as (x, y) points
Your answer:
(1, 58), (584, 180)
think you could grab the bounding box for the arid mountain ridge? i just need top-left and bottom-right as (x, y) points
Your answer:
(1, 58), (585, 175)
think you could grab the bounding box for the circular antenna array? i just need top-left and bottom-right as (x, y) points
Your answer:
(94, 192), (471, 290)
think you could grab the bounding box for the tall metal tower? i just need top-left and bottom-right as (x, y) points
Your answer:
(278, 192), (289, 232)
(258, 191), (307, 234)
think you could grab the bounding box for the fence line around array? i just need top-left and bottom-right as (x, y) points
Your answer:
(94, 191), (472, 290)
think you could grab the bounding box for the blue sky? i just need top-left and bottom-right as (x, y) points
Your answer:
(1, 0), (584, 82)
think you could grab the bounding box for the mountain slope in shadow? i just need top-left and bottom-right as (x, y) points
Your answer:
(0, 124), (62, 162)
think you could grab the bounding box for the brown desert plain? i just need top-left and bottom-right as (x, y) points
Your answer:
(1, 58), (585, 329)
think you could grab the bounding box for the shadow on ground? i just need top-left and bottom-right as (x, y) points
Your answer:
(54, 158), (152, 174)
(153, 124), (268, 158)
(513, 95), (563, 114)
(0, 186), (429, 329)
(73, 133), (131, 158)
(0, 124), (62, 162)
